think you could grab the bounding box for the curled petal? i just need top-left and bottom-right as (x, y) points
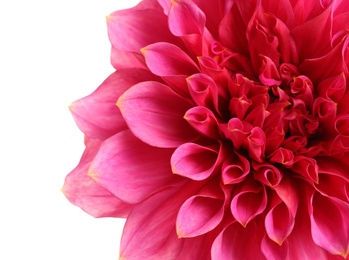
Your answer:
(292, 155), (319, 184)
(310, 193), (349, 258)
(258, 55), (282, 86)
(186, 73), (219, 112)
(246, 127), (266, 162)
(269, 147), (294, 167)
(231, 179), (267, 226)
(171, 142), (221, 180)
(253, 162), (283, 187)
(184, 106), (220, 139)
(317, 73), (346, 102)
(222, 150), (250, 184)
(117, 81), (197, 148)
(88, 130), (177, 204)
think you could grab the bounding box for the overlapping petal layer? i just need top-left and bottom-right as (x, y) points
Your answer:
(63, 0), (349, 259)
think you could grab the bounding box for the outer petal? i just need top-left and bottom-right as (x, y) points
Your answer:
(107, 8), (179, 54)
(168, 0), (206, 36)
(69, 69), (160, 140)
(211, 220), (265, 260)
(62, 137), (133, 218)
(310, 193), (349, 258)
(176, 180), (225, 237)
(88, 130), (178, 204)
(119, 181), (201, 259)
(142, 42), (199, 77)
(117, 81), (198, 148)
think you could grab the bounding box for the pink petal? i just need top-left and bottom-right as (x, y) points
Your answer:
(261, 235), (289, 260)
(253, 162), (283, 187)
(168, 0), (206, 36)
(222, 150), (250, 184)
(120, 181), (201, 259)
(117, 81), (197, 148)
(310, 193), (349, 258)
(69, 69), (159, 140)
(231, 179), (267, 226)
(211, 221), (265, 260)
(171, 142), (221, 180)
(176, 185), (224, 237)
(62, 137), (133, 218)
(142, 42), (199, 77)
(107, 8), (179, 54)
(184, 106), (220, 139)
(265, 200), (295, 245)
(291, 5), (333, 61)
(110, 47), (147, 70)
(186, 73), (219, 112)
(88, 130), (178, 204)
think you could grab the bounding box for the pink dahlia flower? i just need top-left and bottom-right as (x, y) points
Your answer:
(63, 0), (349, 259)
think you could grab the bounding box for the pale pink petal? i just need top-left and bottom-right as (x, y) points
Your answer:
(117, 81), (198, 148)
(62, 137), (133, 218)
(70, 69), (159, 140)
(171, 142), (221, 180)
(89, 130), (178, 204)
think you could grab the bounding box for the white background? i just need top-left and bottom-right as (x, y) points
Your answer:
(0, 1), (140, 259)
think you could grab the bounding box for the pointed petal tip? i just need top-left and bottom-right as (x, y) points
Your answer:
(87, 170), (98, 180)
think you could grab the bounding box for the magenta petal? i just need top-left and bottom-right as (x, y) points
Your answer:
(176, 194), (224, 238)
(168, 0), (206, 36)
(89, 130), (178, 204)
(70, 69), (159, 140)
(310, 193), (349, 258)
(62, 137), (133, 218)
(142, 42), (199, 76)
(118, 81), (197, 148)
(171, 142), (221, 180)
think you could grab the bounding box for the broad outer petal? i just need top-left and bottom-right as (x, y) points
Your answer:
(70, 69), (160, 140)
(89, 130), (179, 204)
(107, 7), (179, 54)
(119, 181), (202, 259)
(310, 193), (349, 258)
(211, 220), (265, 260)
(62, 137), (133, 218)
(117, 81), (198, 148)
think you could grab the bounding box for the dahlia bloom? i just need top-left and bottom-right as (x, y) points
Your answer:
(63, 0), (349, 259)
